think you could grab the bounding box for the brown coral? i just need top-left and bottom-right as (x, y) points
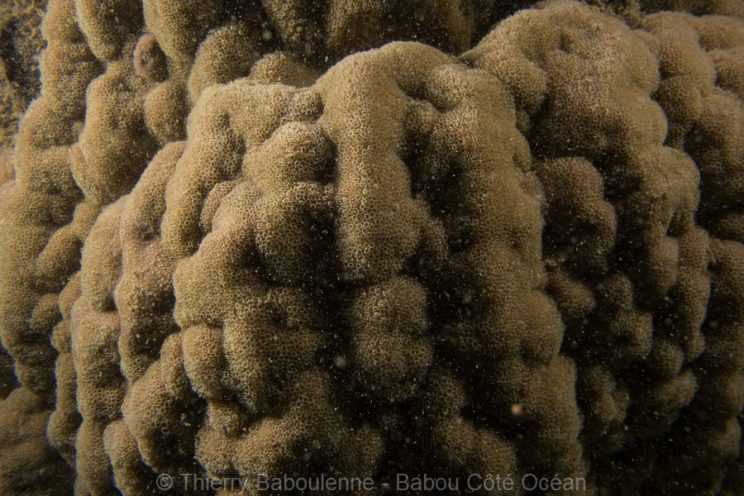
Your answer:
(0, 1), (743, 495)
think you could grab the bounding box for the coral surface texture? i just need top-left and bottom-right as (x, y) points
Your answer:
(0, 0), (743, 495)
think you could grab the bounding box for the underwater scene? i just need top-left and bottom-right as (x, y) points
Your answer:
(0, 0), (743, 494)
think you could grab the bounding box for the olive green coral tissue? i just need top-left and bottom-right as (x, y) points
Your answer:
(0, 1), (742, 495)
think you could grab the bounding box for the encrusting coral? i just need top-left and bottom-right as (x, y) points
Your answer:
(0, 0), (742, 495)
(464, 3), (744, 492)
(1, 107), (72, 495)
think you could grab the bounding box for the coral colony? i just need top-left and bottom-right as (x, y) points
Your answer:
(0, 0), (743, 494)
